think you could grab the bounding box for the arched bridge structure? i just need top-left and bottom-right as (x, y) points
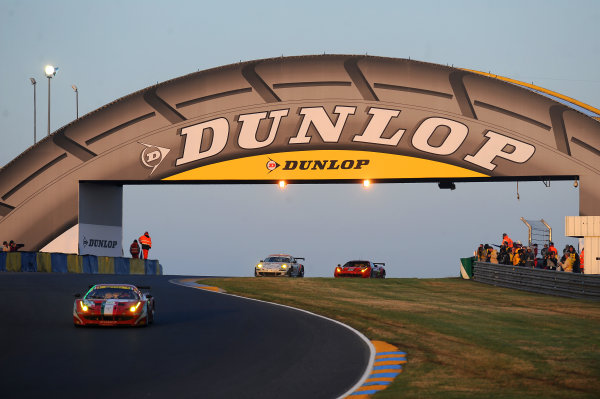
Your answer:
(0, 55), (599, 267)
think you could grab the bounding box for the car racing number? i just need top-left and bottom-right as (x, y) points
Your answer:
(103, 300), (116, 315)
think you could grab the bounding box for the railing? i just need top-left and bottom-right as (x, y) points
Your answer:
(472, 261), (600, 300)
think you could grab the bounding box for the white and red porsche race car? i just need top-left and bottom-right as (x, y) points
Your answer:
(73, 284), (155, 327)
(255, 254), (305, 277)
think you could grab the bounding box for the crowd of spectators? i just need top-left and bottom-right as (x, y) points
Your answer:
(2, 240), (23, 252)
(475, 233), (584, 273)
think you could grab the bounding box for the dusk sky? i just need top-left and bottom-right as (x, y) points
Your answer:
(1, 1), (597, 277)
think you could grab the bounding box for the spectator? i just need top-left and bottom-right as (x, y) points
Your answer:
(569, 245), (581, 273)
(541, 244), (549, 268)
(518, 248), (527, 266)
(490, 247), (498, 264)
(498, 244), (511, 265)
(524, 247), (535, 268)
(581, 248), (585, 274)
(485, 244), (493, 262)
(139, 232), (152, 260)
(9, 241), (24, 251)
(558, 246), (576, 272)
(475, 244), (485, 261)
(512, 247), (522, 266)
(2, 241), (9, 252)
(130, 239), (140, 259)
(502, 233), (514, 248)
(547, 242), (558, 270)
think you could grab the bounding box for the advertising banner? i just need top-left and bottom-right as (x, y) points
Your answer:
(79, 223), (122, 257)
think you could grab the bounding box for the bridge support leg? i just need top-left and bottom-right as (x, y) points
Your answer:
(78, 183), (123, 257)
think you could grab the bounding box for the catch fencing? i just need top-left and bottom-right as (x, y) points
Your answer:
(0, 251), (162, 275)
(471, 261), (600, 300)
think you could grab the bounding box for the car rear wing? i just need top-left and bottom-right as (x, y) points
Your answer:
(295, 257), (305, 261)
(137, 286), (152, 290)
(373, 262), (386, 267)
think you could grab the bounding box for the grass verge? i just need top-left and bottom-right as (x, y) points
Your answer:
(196, 277), (600, 398)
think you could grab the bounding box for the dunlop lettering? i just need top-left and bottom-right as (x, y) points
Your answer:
(238, 109), (289, 149)
(464, 131), (536, 171)
(176, 118), (229, 166)
(353, 107), (404, 145)
(174, 106), (536, 171)
(88, 240), (118, 248)
(412, 117), (468, 155)
(289, 106), (357, 144)
(283, 159), (370, 171)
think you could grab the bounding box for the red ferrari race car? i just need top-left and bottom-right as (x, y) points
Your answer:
(334, 260), (386, 278)
(73, 284), (155, 327)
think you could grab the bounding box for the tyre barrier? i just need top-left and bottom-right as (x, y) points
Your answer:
(0, 251), (162, 275)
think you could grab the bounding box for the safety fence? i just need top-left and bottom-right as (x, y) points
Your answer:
(463, 259), (600, 300)
(0, 252), (162, 275)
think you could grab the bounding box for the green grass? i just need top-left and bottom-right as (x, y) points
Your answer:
(196, 277), (600, 398)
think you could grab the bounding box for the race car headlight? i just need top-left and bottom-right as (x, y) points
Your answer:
(281, 264), (287, 269)
(256, 264), (263, 269)
(79, 300), (93, 312)
(361, 268), (369, 272)
(336, 267), (342, 272)
(130, 302), (142, 313)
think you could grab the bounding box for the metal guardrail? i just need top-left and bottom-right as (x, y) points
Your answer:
(472, 262), (600, 300)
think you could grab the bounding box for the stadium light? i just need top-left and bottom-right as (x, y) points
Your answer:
(363, 179), (370, 188)
(278, 181), (286, 189)
(44, 65), (58, 136)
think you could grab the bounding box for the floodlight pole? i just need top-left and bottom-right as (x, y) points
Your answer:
(44, 65), (57, 136)
(72, 84), (78, 119)
(47, 75), (51, 136)
(30, 78), (37, 143)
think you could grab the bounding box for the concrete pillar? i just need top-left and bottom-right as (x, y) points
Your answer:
(78, 182), (123, 257)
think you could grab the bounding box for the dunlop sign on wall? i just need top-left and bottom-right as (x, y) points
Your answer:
(0, 55), (598, 251)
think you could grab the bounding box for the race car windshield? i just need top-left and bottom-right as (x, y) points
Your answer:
(265, 257), (291, 263)
(86, 288), (139, 300)
(344, 261), (370, 268)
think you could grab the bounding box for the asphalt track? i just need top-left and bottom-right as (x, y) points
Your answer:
(0, 273), (370, 399)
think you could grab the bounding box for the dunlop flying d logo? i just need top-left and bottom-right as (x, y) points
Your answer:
(140, 143), (171, 175)
(266, 158), (280, 173)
